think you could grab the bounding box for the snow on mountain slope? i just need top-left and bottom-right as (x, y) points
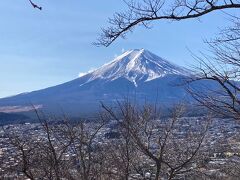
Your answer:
(0, 49), (192, 114)
(79, 49), (189, 87)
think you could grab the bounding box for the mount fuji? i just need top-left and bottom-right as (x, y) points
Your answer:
(0, 49), (195, 116)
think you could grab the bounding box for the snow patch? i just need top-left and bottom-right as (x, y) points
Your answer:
(77, 49), (189, 87)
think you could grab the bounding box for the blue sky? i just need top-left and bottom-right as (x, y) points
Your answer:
(0, 0), (239, 98)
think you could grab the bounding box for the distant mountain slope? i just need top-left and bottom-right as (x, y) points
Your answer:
(0, 49), (200, 115)
(0, 112), (29, 125)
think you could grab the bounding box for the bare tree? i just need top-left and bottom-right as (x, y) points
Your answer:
(182, 17), (240, 176)
(2, 131), (38, 179)
(186, 17), (240, 120)
(102, 101), (210, 180)
(5, 103), (240, 179)
(96, 0), (240, 46)
(70, 119), (107, 180)
(103, 116), (140, 180)
(35, 117), (75, 179)
(2, 110), (76, 180)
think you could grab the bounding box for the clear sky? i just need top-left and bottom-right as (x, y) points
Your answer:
(0, 0), (239, 98)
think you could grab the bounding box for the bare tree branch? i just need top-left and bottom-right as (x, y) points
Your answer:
(28, 0), (42, 10)
(185, 17), (240, 120)
(96, 0), (240, 46)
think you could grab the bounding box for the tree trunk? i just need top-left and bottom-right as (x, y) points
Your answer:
(155, 162), (161, 180)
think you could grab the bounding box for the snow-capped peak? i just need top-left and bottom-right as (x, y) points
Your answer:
(80, 49), (188, 87)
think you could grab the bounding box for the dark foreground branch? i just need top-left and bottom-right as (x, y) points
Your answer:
(96, 0), (240, 46)
(28, 0), (42, 10)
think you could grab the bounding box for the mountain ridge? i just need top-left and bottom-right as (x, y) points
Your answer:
(0, 49), (194, 115)
(77, 48), (189, 87)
